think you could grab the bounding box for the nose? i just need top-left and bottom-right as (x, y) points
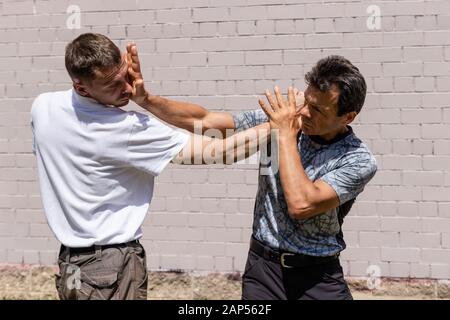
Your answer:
(123, 82), (133, 95)
(299, 103), (311, 118)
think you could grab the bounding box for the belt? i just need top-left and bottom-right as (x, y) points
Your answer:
(250, 236), (339, 268)
(62, 239), (140, 255)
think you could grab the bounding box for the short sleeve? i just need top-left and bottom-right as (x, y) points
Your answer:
(126, 113), (189, 176)
(320, 151), (377, 205)
(233, 109), (268, 132)
(31, 119), (36, 155)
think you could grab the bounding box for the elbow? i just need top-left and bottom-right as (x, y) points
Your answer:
(287, 201), (313, 220)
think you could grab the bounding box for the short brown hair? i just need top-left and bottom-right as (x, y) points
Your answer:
(65, 33), (121, 81)
(305, 55), (367, 116)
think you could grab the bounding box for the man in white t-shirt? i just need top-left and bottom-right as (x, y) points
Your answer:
(31, 33), (270, 300)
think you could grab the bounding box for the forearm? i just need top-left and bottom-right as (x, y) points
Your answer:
(174, 123), (270, 165)
(278, 133), (318, 216)
(224, 122), (271, 163)
(139, 94), (209, 133)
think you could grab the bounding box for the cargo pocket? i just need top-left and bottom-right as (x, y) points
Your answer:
(133, 244), (148, 300)
(78, 270), (119, 300)
(56, 262), (79, 300)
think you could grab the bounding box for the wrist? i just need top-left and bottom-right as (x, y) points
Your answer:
(278, 129), (300, 141)
(141, 93), (156, 109)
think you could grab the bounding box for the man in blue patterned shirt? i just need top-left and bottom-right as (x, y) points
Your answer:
(128, 44), (377, 299)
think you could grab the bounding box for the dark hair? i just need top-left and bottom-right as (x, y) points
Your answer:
(65, 33), (121, 81)
(305, 55), (367, 116)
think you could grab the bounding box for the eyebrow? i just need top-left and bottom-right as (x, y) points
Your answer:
(305, 95), (321, 109)
(102, 59), (127, 83)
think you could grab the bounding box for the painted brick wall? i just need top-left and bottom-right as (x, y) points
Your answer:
(0, 0), (449, 280)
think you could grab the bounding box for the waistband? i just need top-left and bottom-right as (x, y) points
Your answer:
(61, 239), (140, 256)
(250, 236), (339, 268)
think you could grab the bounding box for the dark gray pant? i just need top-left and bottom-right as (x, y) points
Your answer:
(56, 241), (148, 300)
(242, 248), (353, 300)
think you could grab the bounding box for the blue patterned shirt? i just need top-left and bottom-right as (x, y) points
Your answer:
(233, 109), (377, 257)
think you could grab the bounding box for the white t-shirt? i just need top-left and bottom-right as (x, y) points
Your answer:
(31, 89), (189, 248)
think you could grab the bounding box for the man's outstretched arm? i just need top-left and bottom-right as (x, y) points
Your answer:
(127, 43), (234, 135)
(172, 122), (271, 165)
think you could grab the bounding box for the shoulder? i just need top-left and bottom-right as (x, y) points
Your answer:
(339, 134), (377, 175)
(31, 90), (69, 117)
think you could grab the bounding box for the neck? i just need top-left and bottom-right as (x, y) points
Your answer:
(310, 126), (350, 144)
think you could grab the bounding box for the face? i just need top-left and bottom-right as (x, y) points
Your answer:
(74, 54), (133, 107)
(299, 85), (356, 140)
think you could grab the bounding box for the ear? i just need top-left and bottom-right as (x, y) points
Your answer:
(342, 111), (357, 125)
(73, 80), (90, 97)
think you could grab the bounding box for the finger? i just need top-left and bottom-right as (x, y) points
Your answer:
(295, 89), (305, 107)
(288, 86), (296, 110)
(264, 89), (279, 112)
(130, 45), (142, 73)
(259, 99), (274, 119)
(274, 86), (286, 110)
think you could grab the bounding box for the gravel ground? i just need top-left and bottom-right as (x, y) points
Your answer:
(0, 266), (448, 300)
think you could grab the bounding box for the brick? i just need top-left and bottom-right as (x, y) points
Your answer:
(394, 77), (414, 92)
(403, 171), (443, 186)
(265, 65), (303, 79)
(430, 264), (450, 279)
(228, 66), (264, 80)
(344, 33), (382, 48)
(255, 20), (274, 35)
(305, 34), (343, 49)
(410, 263), (431, 278)
(359, 231), (399, 247)
(214, 256), (233, 272)
(156, 9), (191, 23)
(381, 248), (420, 262)
(384, 32), (424, 46)
(217, 22), (236, 36)
(208, 52), (244, 66)
(422, 93), (450, 108)
(370, 171), (401, 186)
(443, 233), (450, 249)
(380, 124), (421, 139)
(424, 31), (450, 46)
(423, 187), (450, 201)
(362, 48), (402, 63)
(395, 16), (415, 31)
(434, 140), (450, 154)
(162, 24), (181, 38)
(236, 21), (256, 35)
(437, 77), (450, 92)
(294, 19), (314, 34)
(171, 53), (207, 67)
(205, 227), (242, 242)
(193, 7), (229, 22)
(381, 217), (421, 232)
(340, 247), (380, 261)
(275, 20), (295, 34)
(422, 218), (450, 232)
(3, 1), (35, 15)
(268, 5), (306, 19)
(305, 4), (344, 18)
(245, 51), (282, 65)
(381, 155), (421, 170)
(389, 263), (410, 278)
(344, 217), (379, 231)
(404, 47), (443, 62)
(400, 232), (441, 248)
(423, 156), (450, 170)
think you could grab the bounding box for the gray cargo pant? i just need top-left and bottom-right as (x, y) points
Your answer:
(55, 240), (148, 300)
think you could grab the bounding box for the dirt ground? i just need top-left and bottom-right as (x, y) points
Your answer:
(0, 266), (449, 300)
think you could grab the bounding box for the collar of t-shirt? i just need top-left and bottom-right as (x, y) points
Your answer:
(306, 126), (353, 145)
(72, 89), (110, 110)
